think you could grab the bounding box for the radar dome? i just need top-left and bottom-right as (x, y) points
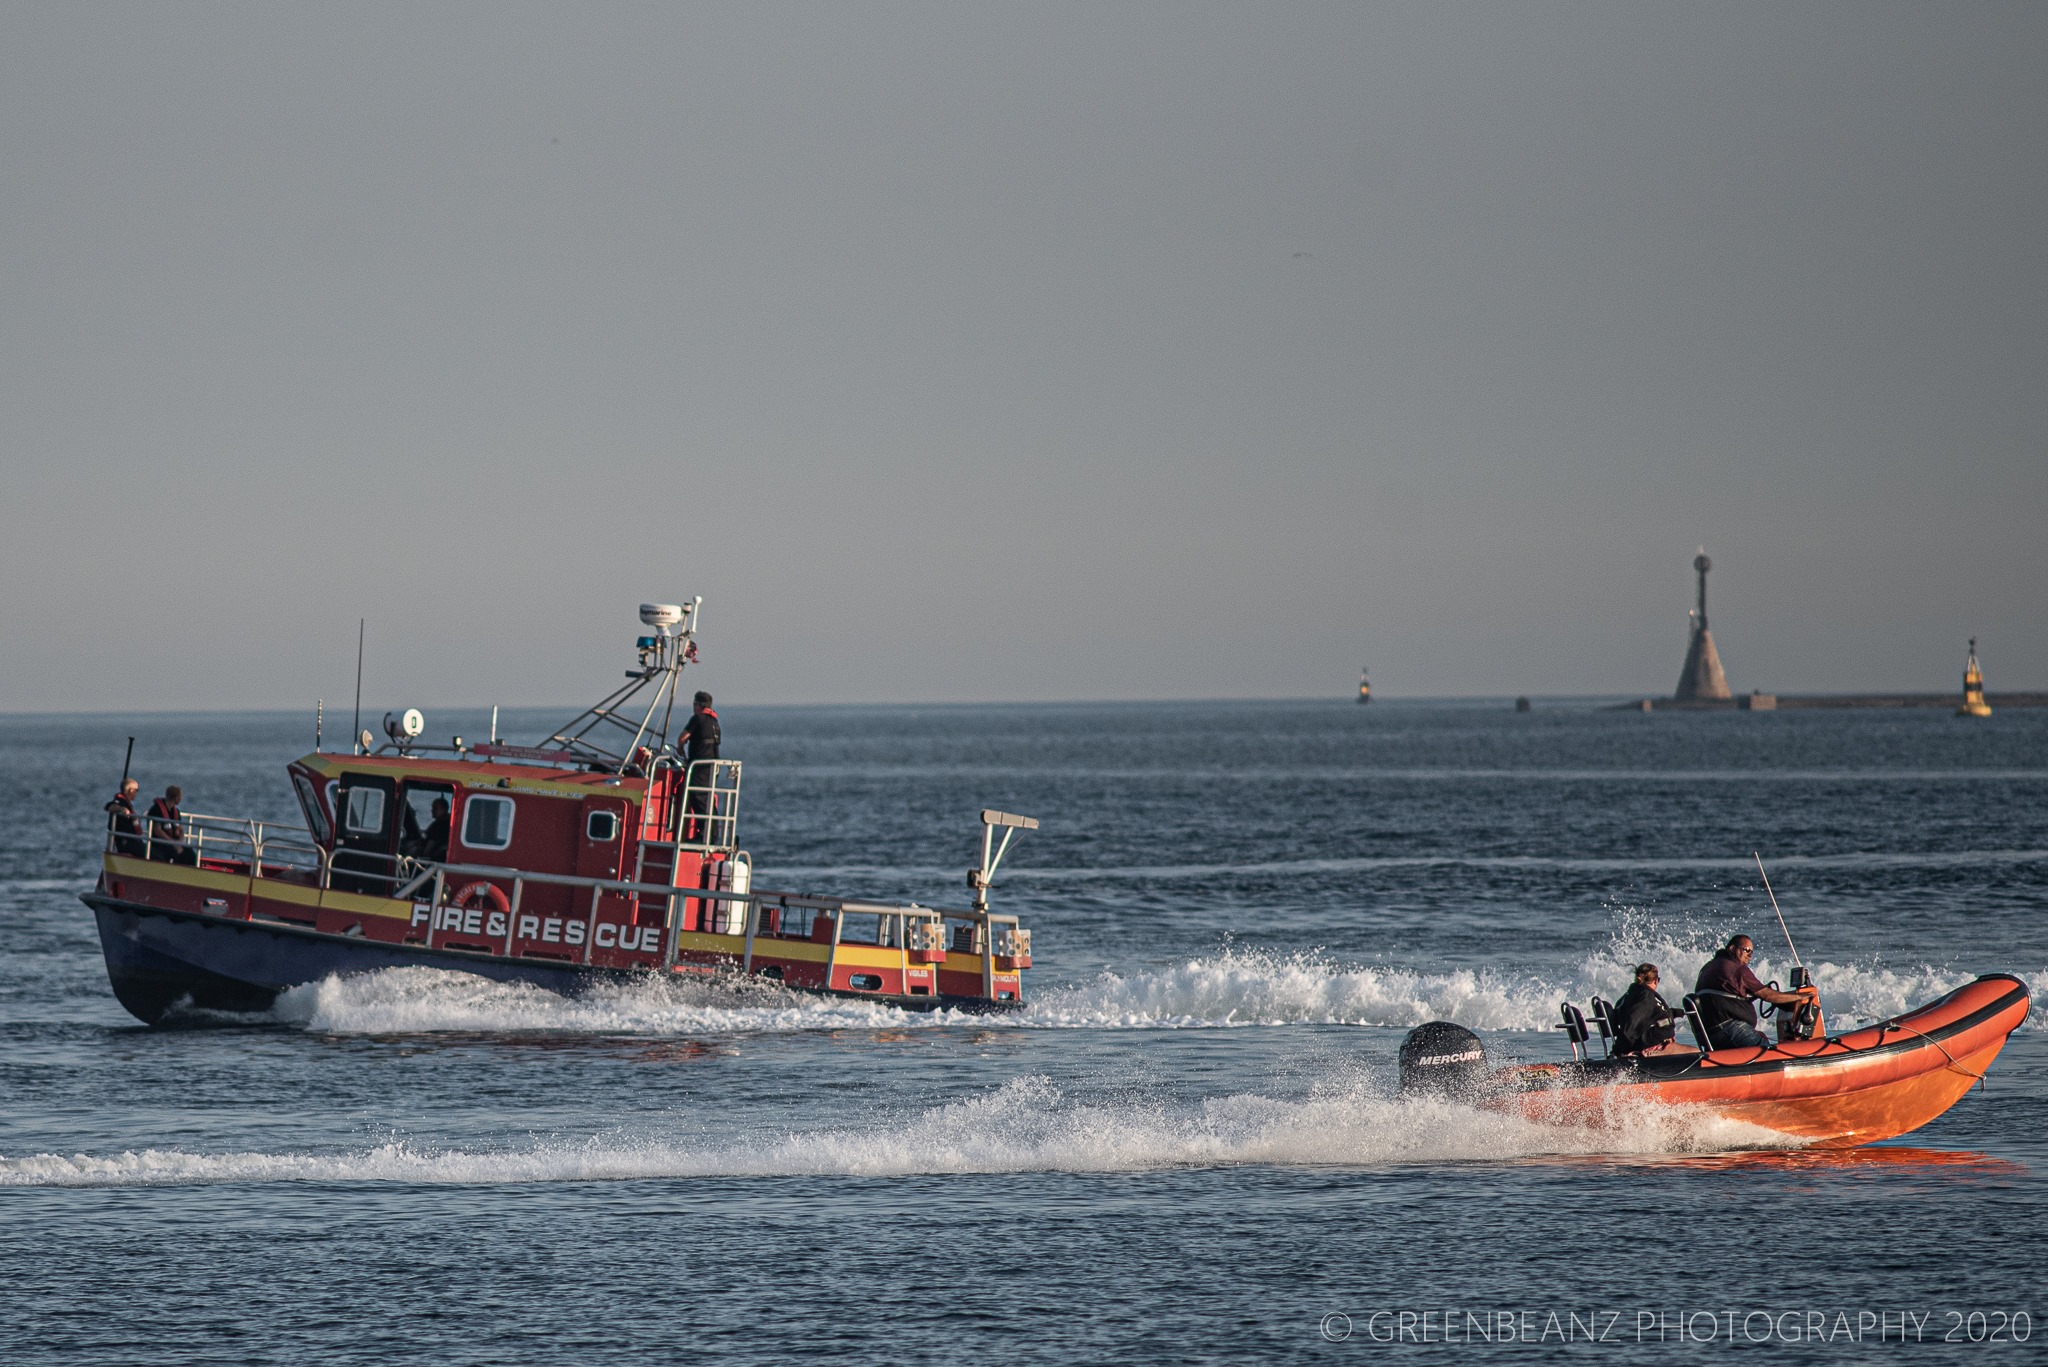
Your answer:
(640, 603), (685, 630)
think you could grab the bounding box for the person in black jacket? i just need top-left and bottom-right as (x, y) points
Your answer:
(104, 779), (145, 856)
(1611, 963), (1676, 1055)
(679, 692), (722, 843)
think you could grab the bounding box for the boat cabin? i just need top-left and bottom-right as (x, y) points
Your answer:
(94, 601), (1032, 1008)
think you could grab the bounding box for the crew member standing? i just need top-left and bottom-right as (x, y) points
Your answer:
(104, 778), (145, 857)
(680, 691), (721, 843)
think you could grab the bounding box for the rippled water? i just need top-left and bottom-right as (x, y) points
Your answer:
(4, 701), (2044, 1362)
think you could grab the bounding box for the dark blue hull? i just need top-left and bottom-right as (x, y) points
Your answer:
(82, 895), (1010, 1026)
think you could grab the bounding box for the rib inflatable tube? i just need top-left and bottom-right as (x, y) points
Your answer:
(1488, 973), (2029, 1149)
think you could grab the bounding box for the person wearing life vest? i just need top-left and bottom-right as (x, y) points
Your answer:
(1693, 935), (1816, 1050)
(680, 692), (721, 842)
(1610, 963), (1676, 1055)
(147, 784), (196, 865)
(104, 778), (145, 857)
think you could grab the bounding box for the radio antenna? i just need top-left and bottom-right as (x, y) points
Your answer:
(352, 619), (365, 756)
(120, 736), (135, 787)
(1754, 852), (1803, 969)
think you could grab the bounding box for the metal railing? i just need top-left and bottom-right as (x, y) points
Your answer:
(109, 810), (327, 879)
(105, 805), (1028, 996)
(407, 858), (1018, 981)
(638, 756), (742, 854)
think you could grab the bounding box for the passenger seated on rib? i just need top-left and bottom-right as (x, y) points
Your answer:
(1611, 962), (1677, 1055)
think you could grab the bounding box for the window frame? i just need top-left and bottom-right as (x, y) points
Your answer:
(460, 793), (517, 851)
(585, 809), (620, 844)
(292, 772), (332, 845)
(342, 786), (387, 836)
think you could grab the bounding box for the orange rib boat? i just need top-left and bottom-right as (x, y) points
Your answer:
(1492, 974), (2031, 1149)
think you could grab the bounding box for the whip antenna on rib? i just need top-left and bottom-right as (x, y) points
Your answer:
(1754, 852), (1802, 969)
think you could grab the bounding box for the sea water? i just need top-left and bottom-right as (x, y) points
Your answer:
(2, 700), (2043, 1363)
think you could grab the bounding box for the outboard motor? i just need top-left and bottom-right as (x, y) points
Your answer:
(1399, 1021), (1490, 1098)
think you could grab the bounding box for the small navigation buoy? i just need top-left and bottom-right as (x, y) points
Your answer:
(1958, 638), (1992, 717)
(1357, 667), (1371, 705)
(1515, 696), (1531, 713)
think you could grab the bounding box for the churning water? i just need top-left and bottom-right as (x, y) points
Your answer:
(3, 700), (2044, 1362)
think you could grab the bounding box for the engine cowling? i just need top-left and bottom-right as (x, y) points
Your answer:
(1399, 1021), (1489, 1098)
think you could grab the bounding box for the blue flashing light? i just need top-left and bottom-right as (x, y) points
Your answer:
(636, 636), (658, 650)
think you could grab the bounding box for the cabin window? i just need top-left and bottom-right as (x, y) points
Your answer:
(292, 773), (332, 845)
(461, 794), (516, 850)
(586, 810), (619, 843)
(343, 787), (386, 836)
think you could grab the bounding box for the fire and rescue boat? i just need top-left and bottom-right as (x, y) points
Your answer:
(83, 600), (1038, 1026)
(1399, 973), (2030, 1149)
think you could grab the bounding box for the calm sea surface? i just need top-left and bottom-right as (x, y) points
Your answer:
(3, 700), (2045, 1363)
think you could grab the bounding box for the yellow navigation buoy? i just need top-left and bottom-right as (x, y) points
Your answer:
(1958, 638), (1992, 717)
(1357, 667), (1371, 704)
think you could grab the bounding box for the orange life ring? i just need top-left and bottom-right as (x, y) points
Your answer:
(450, 881), (511, 915)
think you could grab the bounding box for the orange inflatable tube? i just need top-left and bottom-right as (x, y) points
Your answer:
(1492, 974), (2031, 1149)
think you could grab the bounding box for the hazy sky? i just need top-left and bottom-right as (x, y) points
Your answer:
(5, 2), (2043, 711)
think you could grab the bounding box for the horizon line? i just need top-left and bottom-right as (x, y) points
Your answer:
(0, 688), (2024, 720)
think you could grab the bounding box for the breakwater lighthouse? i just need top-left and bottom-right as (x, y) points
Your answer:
(1674, 549), (1732, 702)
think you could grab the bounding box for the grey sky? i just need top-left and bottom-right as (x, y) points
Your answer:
(4, 2), (2043, 710)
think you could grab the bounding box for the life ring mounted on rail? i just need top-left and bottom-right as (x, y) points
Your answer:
(449, 881), (511, 916)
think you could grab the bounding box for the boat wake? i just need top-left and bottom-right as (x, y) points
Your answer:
(252, 934), (2040, 1037)
(1025, 941), (2041, 1032)
(267, 968), (935, 1036)
(0, 1076), (1798, 1189)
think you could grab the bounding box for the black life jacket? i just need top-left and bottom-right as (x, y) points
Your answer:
(686, 709), (721, 760)
(105, 794), (137, 827)
(1611, 984), (1675, 1054)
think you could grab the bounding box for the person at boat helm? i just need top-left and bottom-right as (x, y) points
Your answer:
(104, 778), (145, 857)
(1693, 935), (1817, 1050)
(422, 797), (450, 863)
(1610, 963), (1676, 1055)
(147, 785), (196, 865)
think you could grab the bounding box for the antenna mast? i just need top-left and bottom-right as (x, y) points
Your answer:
(538, 598), (704, 770)
(352, 619), (365, 756)
(1754, 852), (1803, 969)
